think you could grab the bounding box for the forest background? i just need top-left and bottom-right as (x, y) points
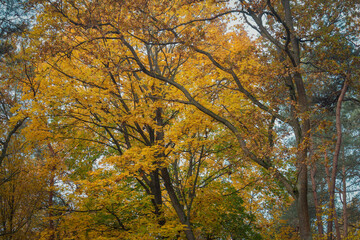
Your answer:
(0, 0), (360, 239)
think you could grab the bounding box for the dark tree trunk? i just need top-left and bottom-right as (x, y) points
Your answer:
(161, 168), (196, 240)
(310, 164), (324, 236)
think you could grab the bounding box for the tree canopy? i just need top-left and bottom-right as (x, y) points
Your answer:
(1, 0), (360, 239)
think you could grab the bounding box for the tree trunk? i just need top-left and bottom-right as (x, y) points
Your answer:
(161, 168), (196, 240)
(342, 162), (348, 238)
(327, 80), (348, 240)
(47, 144), (56, 240)
(282, 0), (312, 236)
(310, 164), (324, 236)
(293, 71), (312, 240)
(48, 171), (55, 240)
(296, 153), (311, 240)
(150, 169), (165, 226)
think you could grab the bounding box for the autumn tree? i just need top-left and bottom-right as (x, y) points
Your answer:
(0, 136), (47, 239)
(101, 1), (359, 239)
(16, 0), (360, 239)
(0, 0), (30, 177)
(0, 17), (48, 240)
(22, 5), (265, 238)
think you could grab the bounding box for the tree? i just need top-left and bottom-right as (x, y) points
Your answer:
(104, 1), (359, 238)
(0, 0), (30, 174)
(23, 6), (263, 238)
(0, 137), (47, 239)
(17, 0), (360, 239)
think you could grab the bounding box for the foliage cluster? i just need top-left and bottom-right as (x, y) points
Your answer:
(0, 0), (360, 239)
